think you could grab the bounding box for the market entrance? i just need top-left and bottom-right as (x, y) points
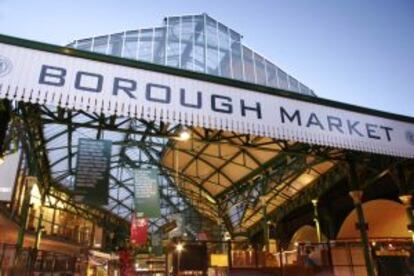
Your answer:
(0, 34), (413, 275)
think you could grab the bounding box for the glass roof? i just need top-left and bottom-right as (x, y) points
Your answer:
(68, 14), (315, 96)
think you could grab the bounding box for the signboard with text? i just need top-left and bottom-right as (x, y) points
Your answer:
(0, 35), (413, 158)
(74, 138), (112, 205)
(134, 168), (161, 218)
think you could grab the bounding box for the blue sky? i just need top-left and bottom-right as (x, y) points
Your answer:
(0, 0), (413, 116)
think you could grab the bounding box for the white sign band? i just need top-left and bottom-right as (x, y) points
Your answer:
(0, 41), (413, 158)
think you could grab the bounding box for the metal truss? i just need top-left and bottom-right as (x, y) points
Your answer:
(13, 101), (412, 241)
(19, 103), (220, 236)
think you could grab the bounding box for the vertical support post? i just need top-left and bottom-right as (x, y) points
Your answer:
(311, 199), (322, 243)
(260, 196), (269, 252)
(177, 250), (181, 275)
(16, 179), (31, 250)
(0, 99), (11, 159)
(260, 174), (270, 252)
(348, 156), (375, 276)
(227, 240), (232, 269)
(278, 240), (284, 276)
(397, 164), (414, 245)
(34, 204), (44, 250)
(51, 206), (57, 235)
(399, 195), (414, 243)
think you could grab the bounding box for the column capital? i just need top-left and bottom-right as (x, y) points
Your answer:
(349, 190), (363, 204)
(311, 199), (318, 207)
(399, 194), (412, 206)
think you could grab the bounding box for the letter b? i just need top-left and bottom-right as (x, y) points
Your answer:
(39, 65), (66, 87)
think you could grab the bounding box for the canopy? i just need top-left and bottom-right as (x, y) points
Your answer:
(1, 34), (413, 234)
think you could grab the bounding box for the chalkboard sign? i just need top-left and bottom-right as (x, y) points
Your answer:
(74, 138), (112, 205)
(134, 168), (161, 218)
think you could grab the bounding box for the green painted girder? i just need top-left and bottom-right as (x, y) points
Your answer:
(237, 155), (309, 225)
(216, 143), (310, 201)
(40, 105), (192, 223)
(246, 153), (403, 238)
(132, 138), (215, 222)
(247, 163), (348, 237)
(178, 129), (224, 174)
(241, 158), (324, 226)
(19, 103), (129, 230)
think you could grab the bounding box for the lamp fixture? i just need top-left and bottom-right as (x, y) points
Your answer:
(175, 242), (184, 252)
(176, 128), (191, 141)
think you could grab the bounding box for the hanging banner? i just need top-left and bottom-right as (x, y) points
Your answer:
(74, 138), (112, 205)
(134, 168), (161, 218)
(0, 35), (413, 158)
(130, 216), (148, 246)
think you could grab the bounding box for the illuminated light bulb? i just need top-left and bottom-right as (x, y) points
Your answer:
(176, 243), (184, 252)
(177, 129), (191, 141)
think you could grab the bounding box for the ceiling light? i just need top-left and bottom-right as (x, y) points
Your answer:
(176, 129), (191, 141)
(176, 243), (184, 252)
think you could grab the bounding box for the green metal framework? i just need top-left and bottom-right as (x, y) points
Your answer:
(0, 34), (413, 244)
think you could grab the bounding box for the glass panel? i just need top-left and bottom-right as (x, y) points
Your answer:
(153, 28), (166, 65)
(123, 31), (139, 59)
(299, 83), (310, 95)
(192, 15), (205, 72)
(138, 29), (153, 62)
(108, 33), (123, 57)
(231, 41), (243, 80)
(166, 17), (180, 67)
(277, 68), (288, 90)
(194, 15), (204, 32)
(194, 31), (205, 72)
(67, 42), (76, 48)
(288, 76), (300, 92)
(230, 30), (241, 43)
(93, 36), (108, 54)
(180, 16), (194, 70)
(206, 16), (219, 76)
(242, 46), (255, 83)
(218, 23), (230, 78)
(181, 16), (193, 33)
(228, 203), (245, 227)
(76, 39), (92, 51)
(265, 60), (277, 88)
(254, 53), (266, 85)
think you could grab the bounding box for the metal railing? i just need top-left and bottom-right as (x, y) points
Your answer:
(27, 214), (92, 246)
(0, 243), (78, 274)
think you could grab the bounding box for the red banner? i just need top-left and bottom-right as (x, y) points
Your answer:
(130, 216), (148, 246)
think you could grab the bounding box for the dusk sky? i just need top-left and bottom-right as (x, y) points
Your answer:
(0, 0), (413, 116)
